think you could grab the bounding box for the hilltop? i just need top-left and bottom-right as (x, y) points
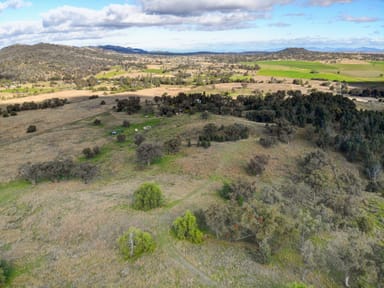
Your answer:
(0, 43), (124, 82)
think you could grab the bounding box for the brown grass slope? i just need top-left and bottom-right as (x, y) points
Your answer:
(0, 43), (124, 82)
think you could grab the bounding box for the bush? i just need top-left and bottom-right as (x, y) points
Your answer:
(0, 259), (12, 286)
(122, 120), (130, 128)
(93, 119), (101, 125)
(247, 155), (269, 176)
(136, 143), (163, 166)
(259, 136), (278, 148)
(117, 227), (155, 261)
(19, 159), (98, 184)
(134, 133), (146, 146)
(132, 183), (164, 211)
(117, 134), (126, 143)
(82, 146), (101, 159)
(200, 123), (249, 142)
(219, 180), (255, 205)
(172, 210), (203, 243)
(200, 111), (210, 120)
(164, 137), (182, 154)
(26, 125), (37, 133)
(100, 100), (106, 105)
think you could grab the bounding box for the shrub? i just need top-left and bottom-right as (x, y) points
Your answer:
(136, 143), (163, 166)
(122, 120), (130, 128)
(0, 259), (12, 286)
(172, 210), (203, 243)
(100, 100), (106, 105)
(132, 183), (164, 211)
(93, 119), (101, 125)
(134, 133), (146, 146)
(117, 227), (155, 261)
(247, 155), (269, 176)
(200, 123), (249, 142)
(117, 134), (126, 143)
(164, 137), (182, 154)
(218, 180), (255, 205)
(71, 162), (98, 184)
(19, 159), (97, 184)
(200, 111), (210, 120)
(26, 125), (37, 133)
(82, 146), (101, 159)
(259, 136), (278, 148)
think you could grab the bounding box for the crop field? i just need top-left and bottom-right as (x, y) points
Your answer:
(246, 60), (384, 82)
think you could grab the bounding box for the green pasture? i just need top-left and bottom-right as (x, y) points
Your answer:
(244, 60), (384, 82)
(96, 66), (127, 79)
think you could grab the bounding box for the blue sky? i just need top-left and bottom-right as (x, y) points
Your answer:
(0, 0), (382, 51)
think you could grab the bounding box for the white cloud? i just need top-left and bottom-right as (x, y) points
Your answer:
(341, 15), (380, 23)
(0, 0), (31, 12)
(41, 4), (263, 31)
(308, 0), (352, 6)
(0, 21), (41, 37)
(268, 22), (291, 27)
(140, 0), (292, 15)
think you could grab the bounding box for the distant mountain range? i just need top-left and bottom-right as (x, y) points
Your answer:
(98, 45), (384, 55)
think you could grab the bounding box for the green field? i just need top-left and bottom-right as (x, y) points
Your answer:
(245, 60), (384, 82)
(96, 66), (127, 79)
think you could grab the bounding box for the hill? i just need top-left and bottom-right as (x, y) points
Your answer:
(0, 91), (384, 287)
(0, 43), (124, 82)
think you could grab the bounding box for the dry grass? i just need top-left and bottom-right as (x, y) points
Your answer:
(0, 98), (356, 287)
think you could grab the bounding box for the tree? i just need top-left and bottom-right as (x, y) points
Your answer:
(172, 210), (203, 243)
(132, 183), (164, 211)
(325, 231), (373, 288)
(246, 155), (269, 176)
(371, 242), (384, 288)
(122, 120), (130, 128)
(134, 133), (146, 146)
(136, 143), (163, 166)
(117, 227), (155, 260)
(164, 137), (182, 154)
(26, 125), (37, 133)
(219, 180), (256, 205)
(117, 134), (126, 143)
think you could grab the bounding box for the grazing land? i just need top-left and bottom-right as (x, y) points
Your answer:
(1, 44), (384, 288)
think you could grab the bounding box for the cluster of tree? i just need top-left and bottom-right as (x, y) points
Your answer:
(114, 97), (141, 114)
(116, 91), (384, 189)
(18, 158), (98, 184)
(198, 123), (249, 143)
(348, 88), (384, 98)
(114, 91), (384, 190)
(197, 149), (383, 286)
(1, 98), (68, 117)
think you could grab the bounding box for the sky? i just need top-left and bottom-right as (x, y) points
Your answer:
(0, 0), (383, 52)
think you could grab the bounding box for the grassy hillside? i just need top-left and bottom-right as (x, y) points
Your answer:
(0, 43), (124, 82)
(1, 92), (384, 287)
